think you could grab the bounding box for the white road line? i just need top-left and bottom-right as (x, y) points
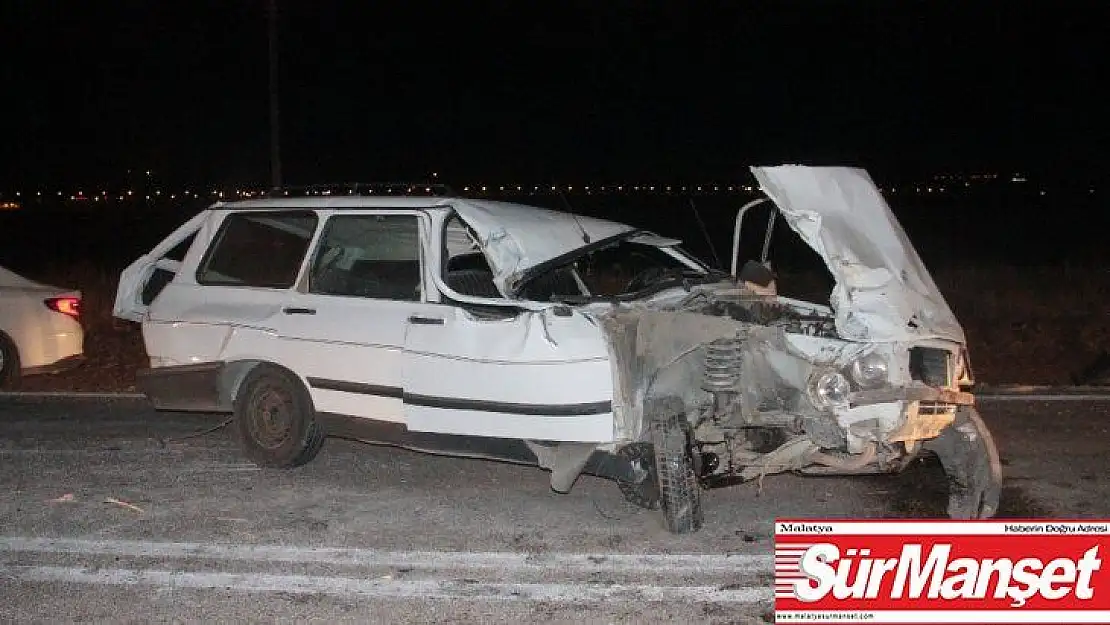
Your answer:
(0, 537), (773, 574)
(978, 394), (1110, 402)
(1, 565), (773, 604)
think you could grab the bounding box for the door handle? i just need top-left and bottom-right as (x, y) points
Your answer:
(282, 307), (317, 315)
(408, 315), (444, 325)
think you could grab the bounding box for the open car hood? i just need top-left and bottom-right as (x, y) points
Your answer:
(751, 165), (966, 344)
(451, 199), (637, 296)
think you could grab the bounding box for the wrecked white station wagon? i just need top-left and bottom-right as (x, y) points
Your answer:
(114, 166), (1001, 533)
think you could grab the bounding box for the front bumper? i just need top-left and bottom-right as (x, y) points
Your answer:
(837, 385), (974, 450)
(850, 385), (975, 407)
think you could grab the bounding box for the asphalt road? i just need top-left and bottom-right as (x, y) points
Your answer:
(1, 396), (1108, 623)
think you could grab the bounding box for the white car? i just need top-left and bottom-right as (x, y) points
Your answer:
(113, 165), (1001, 533)
(0, 266), (85, 389)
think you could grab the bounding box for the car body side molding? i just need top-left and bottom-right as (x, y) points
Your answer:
(306, 377), (403, 399)
(307, 376), (612, 416)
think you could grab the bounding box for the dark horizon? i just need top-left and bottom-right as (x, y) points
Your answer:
(1, 2), (1105, 189)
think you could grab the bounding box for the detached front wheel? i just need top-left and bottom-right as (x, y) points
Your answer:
(647, 396), (704, 534)
(922, 405), (1002, 519)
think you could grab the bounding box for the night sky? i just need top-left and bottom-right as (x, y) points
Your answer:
(1, 1), (1105, 189)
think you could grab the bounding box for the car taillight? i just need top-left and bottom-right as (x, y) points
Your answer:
(45, 296), (81, 320)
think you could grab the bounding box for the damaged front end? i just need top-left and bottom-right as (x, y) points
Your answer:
(595, 166), (1001, 531)
(600, 300), (1000, 522)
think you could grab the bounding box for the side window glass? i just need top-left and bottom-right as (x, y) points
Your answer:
(196, 211), (318, 288)
(164, 232), (197, 262)
(442, 215), (501, 298)
(308, 214), (422, 301)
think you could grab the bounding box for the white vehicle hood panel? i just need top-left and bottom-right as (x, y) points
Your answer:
(451, 199), (636, 296)
(751, 165), (965, 344)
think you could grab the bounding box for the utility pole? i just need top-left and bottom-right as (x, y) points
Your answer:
(268, 0), (282, 189)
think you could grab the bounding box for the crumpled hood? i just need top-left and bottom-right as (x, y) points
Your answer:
(751, 165), (966, 344)
(451, 199), (637, 296)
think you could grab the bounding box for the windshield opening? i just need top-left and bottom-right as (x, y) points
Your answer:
(519, 237), (712, 302)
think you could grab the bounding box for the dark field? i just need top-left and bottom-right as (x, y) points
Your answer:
(2, 186), (1108, 391)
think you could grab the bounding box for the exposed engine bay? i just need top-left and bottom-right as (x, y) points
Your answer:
(695, 296), (838, 339)
(687, 292), (847, 475)
(596, 275), (997, 528)
(579, 166), (998, 532)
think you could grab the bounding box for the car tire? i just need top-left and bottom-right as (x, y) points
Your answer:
(0, 332), (21, 391)
(615, 442), (661, 510)
(647, 396), (704, 534)
(234, 363), (326, 468)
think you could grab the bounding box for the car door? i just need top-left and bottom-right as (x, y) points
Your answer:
(403, 306), (615, 442)
(402, 219), (615, 443)
(269, 210), (438, 424)
(139, 209), (322, 371)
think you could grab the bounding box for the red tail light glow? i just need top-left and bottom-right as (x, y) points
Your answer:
(44, 296), (81, 320)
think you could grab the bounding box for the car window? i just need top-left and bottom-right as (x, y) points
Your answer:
(308, 214), (422, 301)
(440, 214), (502, 298)
(575, 240), (692, 296)
(196, 211), (318, 288)
(164, 232), (197, 262)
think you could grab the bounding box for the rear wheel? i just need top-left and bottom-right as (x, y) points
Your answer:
(234, 364), (326, 468)
(0, 332), (21, 391)
(647, 396), (704, 534)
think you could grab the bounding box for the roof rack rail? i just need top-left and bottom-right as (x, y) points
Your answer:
(263, 182), (456, 198)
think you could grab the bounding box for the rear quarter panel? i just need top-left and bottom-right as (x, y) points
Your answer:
(0, 290), (83, 369)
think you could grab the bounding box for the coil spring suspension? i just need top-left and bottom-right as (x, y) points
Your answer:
(702, 336), (743, 393)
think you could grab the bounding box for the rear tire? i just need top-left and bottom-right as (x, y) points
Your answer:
(647, 396), (703, 534)
(234, 363), (326, 468)
(0, 332), (21, 391)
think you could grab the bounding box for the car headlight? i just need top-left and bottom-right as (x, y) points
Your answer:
(809, 370), (851, 410)
(849, 352), (889, 388)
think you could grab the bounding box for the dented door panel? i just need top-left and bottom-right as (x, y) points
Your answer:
(403, 306), (615, 442)
(143, 286), (288, 367)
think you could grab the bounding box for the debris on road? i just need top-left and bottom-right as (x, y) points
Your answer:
(104, 497), (144, 513)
